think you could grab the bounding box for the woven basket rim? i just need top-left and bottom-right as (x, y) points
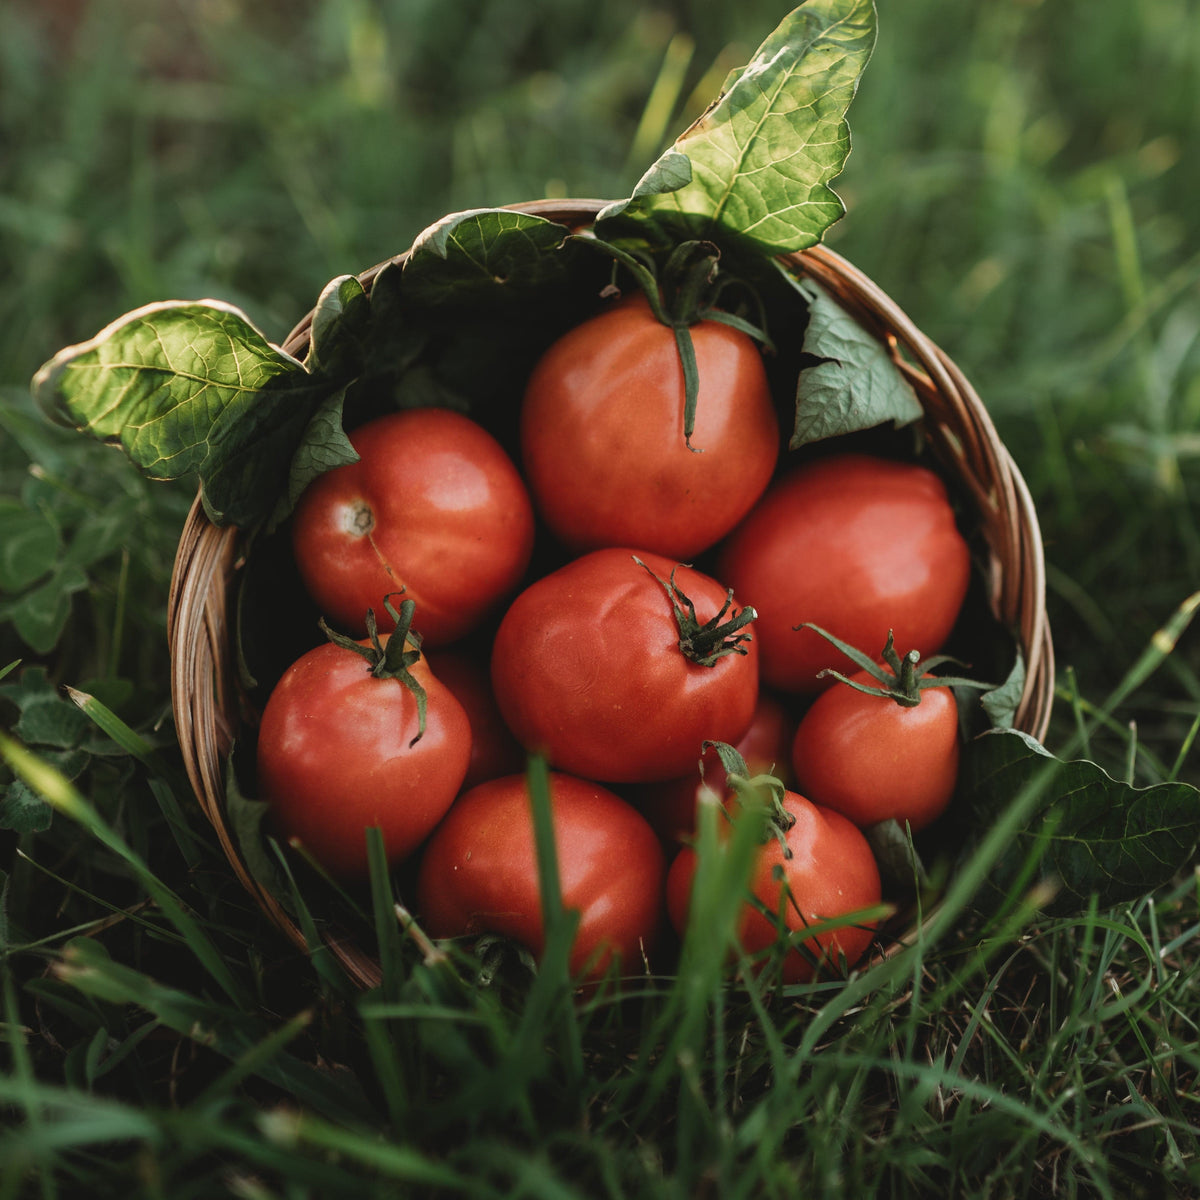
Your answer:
(168, 196), (1055, 989)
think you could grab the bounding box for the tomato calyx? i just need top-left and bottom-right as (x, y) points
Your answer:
(702, 739), (798, 859)
(581, 234), (772, 452)
(319, 592), (428, 744)
(634, 556), (756, 667)
(796, 623), (993, 708)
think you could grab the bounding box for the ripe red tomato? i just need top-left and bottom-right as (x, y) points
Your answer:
(791, 669), (960, 832)
(519, 293), (780, 560)
(290, 407), (535, 646)
(255, 636), (471, 880)
(632, 691), (796, 844)
(716, 453), (971, 693)
(416, 772), (666, 980)
(665, 790), (881, 983)
(424, 647), (526, 790)
(490, 548), (759, 783)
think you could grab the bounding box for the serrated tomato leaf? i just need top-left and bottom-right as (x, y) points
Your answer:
(305, 274), (372, 378)
(596, 0), (877, 258)
(402, 209), (580, 311)
(268, 385), (359, 530)
(961, 728), (1200, 915)
(31, 299), (352, 528)
(787, 274), (923, 447)
(33, 300), (305, 479)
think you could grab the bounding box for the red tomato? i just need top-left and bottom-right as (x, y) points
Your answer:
(416, 772), (665, 980)
(290, 408), (535, 646)
(255, 636), (471, 880)
(424, 647), (526, 790)
(490, 549), (759, 783)
(666, 790), (881, 983)
(632, 691), (796, 844)
(716, 453), (971, 693)
(791, 670), (960, 832)
(520, 293), (780, 560)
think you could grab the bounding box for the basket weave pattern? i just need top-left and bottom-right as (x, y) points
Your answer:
(167, 198), (1055, 987)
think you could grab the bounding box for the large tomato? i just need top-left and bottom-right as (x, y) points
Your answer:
(255, 631), (471, 880)
(790, 668), (960, 832)
(666, 789), (881, 984)
(290, 407), (535, 646)
(490, 548), (759, 783)
(717, 453), (971, 692)
(519, 293), (780, 560)
(416, 772), (666, 980)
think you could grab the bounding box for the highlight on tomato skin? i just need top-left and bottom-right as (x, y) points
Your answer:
(289, 407), (536, 647)
(416, 771), (666, 982)
(665, 789), (882, 984)
(254, 635), (472, 882)
(716, 453), (972, 694)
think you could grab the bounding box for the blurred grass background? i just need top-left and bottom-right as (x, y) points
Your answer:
(2, 0), (1200, 1195)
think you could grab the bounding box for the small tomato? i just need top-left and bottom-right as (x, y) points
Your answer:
(791, 668), (960, 833)
(666, 789), (881, 983)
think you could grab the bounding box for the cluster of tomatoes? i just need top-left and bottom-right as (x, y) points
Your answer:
(254, 290), (974, 984)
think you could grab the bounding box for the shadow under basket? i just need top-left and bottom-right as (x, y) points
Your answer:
(167, 197), (1055, 990)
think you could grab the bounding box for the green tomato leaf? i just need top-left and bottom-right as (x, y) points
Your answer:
(979, 650), (1026, 731)
(0, 499), (61, 592)
(305, 274), (372, 377)
(269, 384), (359, 530)
(33, 299), (305, 479)
(961, 728), (1200, 916)
(401, 208), (579, 311)
(596, 0), (877, 257)
(223, 745), (290, 908)
(787, 274), (923, 447)
(31, 299), (341, 528)
(865, 818), (930, 892)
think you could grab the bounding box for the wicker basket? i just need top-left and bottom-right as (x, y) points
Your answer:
(167, 197), (1055, 989)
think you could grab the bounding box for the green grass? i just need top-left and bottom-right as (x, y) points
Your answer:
(2, 0), (1200, 1195)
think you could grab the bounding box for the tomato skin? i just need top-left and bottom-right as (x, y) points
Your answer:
(290, 408), (535, 646)
(490, 548), (759, 784)
(520, 294), (779, 560)
(424, 647), (526, 790)
(416, 772), (666, 979)
(716, 454), (971, 693)
(631, 691), (796, 844)
(665, 791), (881, 983)
(255, 638), (471, 880)
(791, 671), (960, 832)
